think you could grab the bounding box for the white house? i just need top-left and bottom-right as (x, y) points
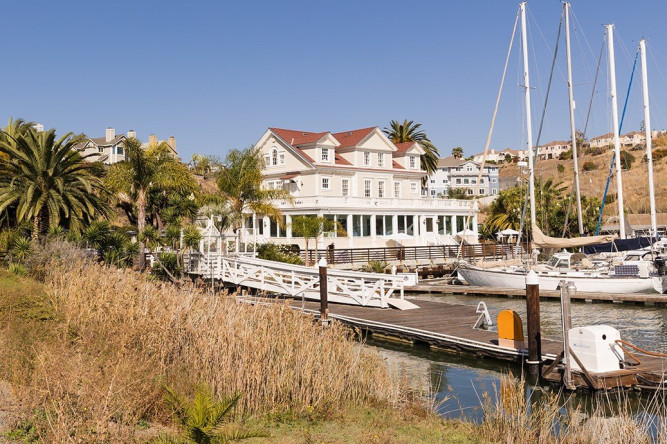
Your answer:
(76, 128), (178, 164)
(427, 157), (499, 198)
(243, 126), (479, 250)
(473, 148), (527, 163)
(537, 140), (571, 160)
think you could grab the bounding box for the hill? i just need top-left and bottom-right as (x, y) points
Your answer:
(499, 146), (667, 216)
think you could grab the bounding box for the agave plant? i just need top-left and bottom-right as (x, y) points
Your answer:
(161, 386), (265, 444)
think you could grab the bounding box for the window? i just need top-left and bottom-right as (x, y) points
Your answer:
(321, 148), (329, 162)
(467, 189), (473, 195)
(394, 181), (401, 198)
(342, 179), (349, 196)
(480, 178), (484, 184)
(116, 146), (124, 155)
(364, 179), (372, 197)
(492, 188), (498, 195)
(463, 179), (469, 184)
(269, 216), (287, 238)
(455, 167), (462, 172)
(443, 179), (449, 183)
(431, 189), (436, 196)
(279, 153), (285, 165)
(471, 179), (476, 184)
(264, 155), (270, 165)
(98, 146), (104, 153)
(466, 165), (473, 172)
(363, 216), (372, 236)
(377, 152), (384, 167)
(430, 179), (435, 184)
(479, 189), (485, 195)
(492, 178), (497, 183)
(409, 156), (416, 169)
(410, 182), (418, 194)
(384, 215), (393, 235)
(272, 149), (278, 166)
(378, 180), (385, 198)
(321, 177), (330, 190)
(456, 178), (461, 184)
(363, 152), (371, 166)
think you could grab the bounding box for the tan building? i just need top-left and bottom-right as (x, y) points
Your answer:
(244, 126), (479, 250)
(76, 128), (178, 164)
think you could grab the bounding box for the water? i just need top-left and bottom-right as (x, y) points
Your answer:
(367, 291), (667, 425)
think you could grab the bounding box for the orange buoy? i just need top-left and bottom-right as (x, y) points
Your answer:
(497, 309), (525, 349)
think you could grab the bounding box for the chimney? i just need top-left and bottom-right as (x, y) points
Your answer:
(106, 127), (115, 142)
(167, 136), (176, 151)
(127, 129), (136, 139)
(149, 134), (157, 146)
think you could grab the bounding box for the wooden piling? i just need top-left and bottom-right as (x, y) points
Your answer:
(525, 270), (541, 378)
(318, 258), (329, 325)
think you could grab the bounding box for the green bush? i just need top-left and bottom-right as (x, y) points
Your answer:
(620, 150), (635, 169)
(361, 260), (388, 273)
(585, 146), (606, 156)
(8, 263), (27, 276)
(257, 243), (303, 265)
(582, 161), (597, 171)
(559, 149), (573, 160)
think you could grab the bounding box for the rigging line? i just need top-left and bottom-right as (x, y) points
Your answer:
(528, 6), (567, 83)
(595, 49), (639, 235)
(456, 9), (519, 261)
(561, 38), (605, 237)
(515, 11), (563, 249)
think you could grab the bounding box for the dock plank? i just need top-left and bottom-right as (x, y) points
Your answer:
(245, 295), (667, 391)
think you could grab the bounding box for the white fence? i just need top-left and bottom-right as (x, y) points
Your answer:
(186, 253), (418, 310)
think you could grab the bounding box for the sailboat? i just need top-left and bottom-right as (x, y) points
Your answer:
(457, 3), (666, 294)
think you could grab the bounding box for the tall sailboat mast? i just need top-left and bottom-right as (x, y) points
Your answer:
(564, 3), (584, 235)
(605, 24), (626, 239)
(639, 39), (657, 237)
(520, 2), (536, 228)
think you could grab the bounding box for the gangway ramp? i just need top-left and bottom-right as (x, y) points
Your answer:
(186, 253), (419, 310)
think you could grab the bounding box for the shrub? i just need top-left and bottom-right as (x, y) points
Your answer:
(585, 146), (606, 156)
(361, 260), (388, 273)
(620, 150), (635, 169)
(256, 243), (303, 265)
(653, 149), (667, 162)
(582, 161), (598, 171)
(557, 164), (565, 174)
(8, 263), (27, 276)
(150, 252), (181, 281)
(559, 149), (572, 160)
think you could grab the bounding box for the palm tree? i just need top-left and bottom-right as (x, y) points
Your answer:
(162, 386), (264, 444)
(105, 138), (198, 270)
(452, 146), (464, 159)
(216, 146), (291, 253)
(0, 125), (111, 241)
(383, 119), (440, 175)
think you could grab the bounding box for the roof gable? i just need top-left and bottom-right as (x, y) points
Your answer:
(269, 127), (329, 146)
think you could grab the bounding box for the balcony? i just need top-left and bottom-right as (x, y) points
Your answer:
(272, 195), (475, 211)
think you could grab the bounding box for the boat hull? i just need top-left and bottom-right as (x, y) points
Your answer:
(457, 266), (659, 294)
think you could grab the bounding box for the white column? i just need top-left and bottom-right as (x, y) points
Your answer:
(347, 214), (354, 248)
(285, 215), (292, 239)
(450, 215), (457, 235)
(370, 214), (377, 247)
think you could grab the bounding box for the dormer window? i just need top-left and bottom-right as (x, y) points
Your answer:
(409, 155), (416, 169)
(321, 148), (329, 162)
(377, 153), (384, 168)
(363, 152), (371, 166)
(272, 149), (278, 166)
(466, 165), (473, 172)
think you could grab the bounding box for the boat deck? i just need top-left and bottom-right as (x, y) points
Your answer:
(244, 295), (667, 391)
(408, 281), (667, 306)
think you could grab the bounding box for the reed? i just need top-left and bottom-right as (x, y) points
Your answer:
(2, 257), (397, 441)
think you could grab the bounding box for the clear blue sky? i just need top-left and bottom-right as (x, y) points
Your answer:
(4, 1), (667, 160)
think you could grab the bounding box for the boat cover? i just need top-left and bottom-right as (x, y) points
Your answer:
(583, 237), (657, 254)
(531, 224), (615, 249)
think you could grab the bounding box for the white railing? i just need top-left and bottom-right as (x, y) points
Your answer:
(272, 195), (474, 211)
(185, 252), (416, 309)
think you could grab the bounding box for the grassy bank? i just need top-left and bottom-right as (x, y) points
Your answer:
(1, 249), (666, 443)
(0, 254), (480, 442)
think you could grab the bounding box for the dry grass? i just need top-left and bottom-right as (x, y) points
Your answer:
(1, 257), (398, 441)
(477, 373), (667, 444)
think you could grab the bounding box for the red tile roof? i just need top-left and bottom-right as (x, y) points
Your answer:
(394, 142), (416, 153)
(331, 127), (377, 148)
(392, 160), (404, 169)
(270, 127), (329, 146)
(334, 153), (352, 165)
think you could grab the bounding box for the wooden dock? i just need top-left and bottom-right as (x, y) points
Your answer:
(408, 281), (667, 306)
(243, 296), (667, 391)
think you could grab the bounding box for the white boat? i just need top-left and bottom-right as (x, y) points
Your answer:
(457, 251), (663, 294)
